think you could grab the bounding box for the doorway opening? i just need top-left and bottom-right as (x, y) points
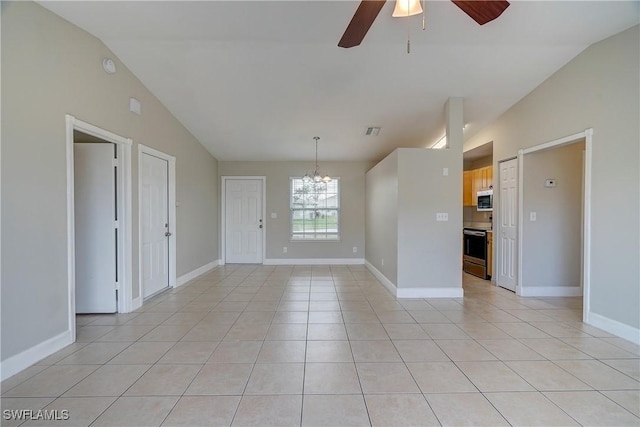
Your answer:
(66, 115), (133, 340)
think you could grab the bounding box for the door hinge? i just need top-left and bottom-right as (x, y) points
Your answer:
(112, 158), (119, 167)
(115, 282), (119, 291)
(114, 220), (119, 229)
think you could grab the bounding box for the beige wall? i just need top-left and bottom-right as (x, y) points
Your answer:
(523, 141), (584, 289)
(466, 26), (639, 331)
(218, 161), (369, 261)
(365, 151), (399, 284)
(1, 2), (219, 362)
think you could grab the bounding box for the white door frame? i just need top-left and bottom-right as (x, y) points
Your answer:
(517, 128), (593, 321)
(65, 115), (133, 340)
(138, 144), (176, 304)
(220, 176), (266, 265)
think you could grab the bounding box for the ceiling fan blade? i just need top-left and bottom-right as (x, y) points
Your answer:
(451, 1), (510, 25)
(338, 0), (387, 48)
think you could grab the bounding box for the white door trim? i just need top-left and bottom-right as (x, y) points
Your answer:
(220, 176), (266, 265)
(138, 144), (176, 304)
(65, 115), (133, 341)
(516, 129), (593, 321)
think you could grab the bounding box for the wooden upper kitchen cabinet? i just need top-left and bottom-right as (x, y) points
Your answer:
(463, 171), (473, 206)
(464, 166), (493, 206)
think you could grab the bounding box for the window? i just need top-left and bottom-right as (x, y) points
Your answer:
(290, 177), (339, 241)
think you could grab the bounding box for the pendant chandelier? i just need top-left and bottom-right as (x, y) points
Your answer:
(303, 137), (331, 183)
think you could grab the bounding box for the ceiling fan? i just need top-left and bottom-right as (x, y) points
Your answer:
(338, 0), (510, 48)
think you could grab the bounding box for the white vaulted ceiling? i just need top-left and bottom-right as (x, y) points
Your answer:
(41, 1), (639, 161)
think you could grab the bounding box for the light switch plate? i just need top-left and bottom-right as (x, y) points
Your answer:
(271, 212), (277, 219)
(436, 213), (449, 221)
(530, 212), (537, 221)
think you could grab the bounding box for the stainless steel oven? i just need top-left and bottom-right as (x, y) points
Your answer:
(463, 228), (488, 279)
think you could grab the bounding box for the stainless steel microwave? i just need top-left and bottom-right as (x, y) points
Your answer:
(477, 189), (493, 211)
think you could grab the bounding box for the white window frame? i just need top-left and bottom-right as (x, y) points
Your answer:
(290, 177), (340, 241)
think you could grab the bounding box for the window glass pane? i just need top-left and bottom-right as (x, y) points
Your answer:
(290, 178), (339, 240)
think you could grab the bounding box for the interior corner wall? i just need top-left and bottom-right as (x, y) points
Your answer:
(522, 142), (584, 289)
(1, 1), (219, 365)
(365, 152), (399, 285)
(397, 149), (462, 291)
(465, 25), (640, 332)
(218, 161), (369, 262)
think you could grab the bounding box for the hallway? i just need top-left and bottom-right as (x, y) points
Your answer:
(2, 265), (638, 426)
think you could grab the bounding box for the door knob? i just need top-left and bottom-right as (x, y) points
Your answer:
(165, 231), (172, 237)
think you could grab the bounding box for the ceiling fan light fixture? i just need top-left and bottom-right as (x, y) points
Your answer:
(392, 0), (423, 18)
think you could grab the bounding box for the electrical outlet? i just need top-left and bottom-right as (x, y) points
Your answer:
(530, 212), (537, 221)
(436, 213), (449, 221)
(353, 246), (357, 253)
(381, 258), (384, 266)
(271, 212), (277, 219)
(283, 246), (287, 253)
(443, 167), (449, 176)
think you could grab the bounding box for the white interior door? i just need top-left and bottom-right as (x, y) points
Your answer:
(225, 179), (263, 264)
(141, 153), (170, 298)
(498, 158), (518, 291)
(74, 143), (117, 313)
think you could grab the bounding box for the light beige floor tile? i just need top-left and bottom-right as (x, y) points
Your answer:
(232, 395), (302, 427)
(506, 361), (591, 391)
(342, 310), (379, 323)
(544, 390), (640, 426)
(180, 323), (232, 341)
(393, 340), (450, 362)
(4, 365), (98, 397)
(350, 340), (402, 362)
(308, 311), (343, 323)
(356, 362), (419, 393)
(601, 390), (640, 417)
(97, 324), (156, 342)
(152, 383), (233, 416)
(224, 323), (270, 340)
(346, 323), (389, 340)
(235, 311), (275, 324)
(157, 341), (218, 364)
(201, 311), (241, 324)
(435, 339), (497, 361)
(520, 338), (592, 360)
(257, 340), (306, 363)
(91, 396), (178, 427)
(245, 363), (304, 395)
(420, 323), (471, 339)
(457, 323), (512, 339)
(406, 362), (476, 393)
(600, 337), (640, 356)
(408, 310), (451, 323)
(0, 397), (55, 427)
(125, 312), (173, 325)
(366, 393), (439, 427)
(302, 394), (369, 427)
(305, 340), (353, 362)
(57, 342), (131, 365)
(34, 343), (89, 366)
(375, 310), (415, 323)
(528, 321), (589, 338)
(108, 342), (174, 365)
(265, 323), (307, 340)
(382, 323), (430, 340)
(21, 396), (117, 427)
(561, 337), (638, 359)
(309, 301), (341, 311)
(304, 363), (361, 394)
(1, 365), (48, 393)
(185, 363), (253, 395)
(272, 311), (308, 324)
(139, 324), (193, 342)
(398, 300), (434, 311)
(207, 340), (263, 364)
(554, 359), (640, 390)
(456, 361), (535, 392)
(125, 364), (201, 396)
(64, 364), (149, 396)
(277, 301), (310, 311)
(75, 325), (116, 342)
(426, 393), (510, 426)
(602, 359), (640, 381)
(485, 392), (578, 426)
(441, 310), (486, 323)
(307, 324), (348, 340)
(477, 339), (545, 361)
(493, 322), (551, 338)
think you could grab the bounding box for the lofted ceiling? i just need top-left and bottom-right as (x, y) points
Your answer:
(40, 1), (639, 162)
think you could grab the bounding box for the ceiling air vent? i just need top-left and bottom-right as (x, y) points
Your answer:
(365, 127), (381, 136)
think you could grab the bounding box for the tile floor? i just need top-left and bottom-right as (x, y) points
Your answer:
(2, 265), (639, 426)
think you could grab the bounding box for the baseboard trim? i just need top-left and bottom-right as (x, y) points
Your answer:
(263, 258), (365, 266)
(396, 287), (464, 299)
(586, 312), (640, 345)
(131, 296), (143, 311)
(176, 260), (219, 287)
(364, 261), (397, 296)
(0, 329), (73, 382)
(519, 286), (583, 297)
